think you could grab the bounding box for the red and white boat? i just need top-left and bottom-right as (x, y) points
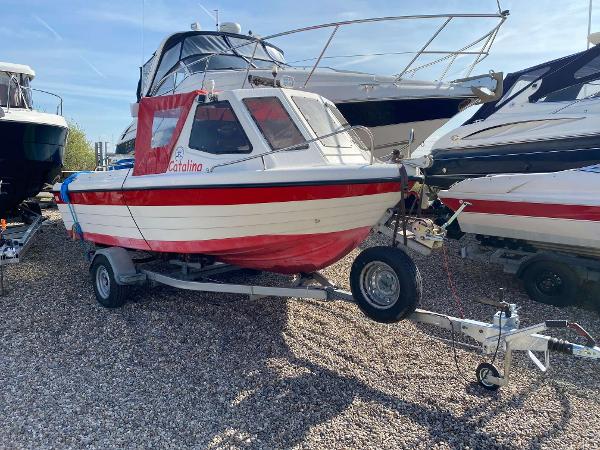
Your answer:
(54, 88), (423, 274)
(439, 166), (600, 256)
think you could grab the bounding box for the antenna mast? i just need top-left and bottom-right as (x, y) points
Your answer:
(588, 0), (593, 49)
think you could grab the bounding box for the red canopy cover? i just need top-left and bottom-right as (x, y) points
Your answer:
(133, 90), (207, 176)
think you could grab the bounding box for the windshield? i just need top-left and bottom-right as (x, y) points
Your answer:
(0, 72), (31, 108)
(537, 79), (600, 102)
(292, 96), (354, 148)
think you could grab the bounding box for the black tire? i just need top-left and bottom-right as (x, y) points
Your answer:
(522, 260), (579, 307)
(350, 246), (422, 323)
(476, 362), (500, 391)
(90, 255), (129, 308)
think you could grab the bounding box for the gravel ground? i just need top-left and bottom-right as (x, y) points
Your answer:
(1, 209), (599, 449)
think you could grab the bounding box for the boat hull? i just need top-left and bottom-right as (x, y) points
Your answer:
(56, 180), (402, 273)
(0, 120), (67, 214)
(439, 169), (600, 255)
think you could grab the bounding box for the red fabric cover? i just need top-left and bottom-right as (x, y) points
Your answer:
(133, 90), (207, 176)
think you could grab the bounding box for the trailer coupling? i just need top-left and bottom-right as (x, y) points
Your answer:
(411, 302), (600, 390)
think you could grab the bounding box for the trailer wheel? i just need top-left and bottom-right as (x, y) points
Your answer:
(522, 260), (578, 307)
(475, 362), (500, 391)
(91, 255), (129, 308)
(350, 246), (422, 323)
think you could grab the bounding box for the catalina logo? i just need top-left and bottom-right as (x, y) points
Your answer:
(168, 147), (203, 172)
(174, 147), (184, 162)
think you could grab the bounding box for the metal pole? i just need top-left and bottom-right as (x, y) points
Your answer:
(303, 25), (339, 88)
(588, 0), (593, 49)
(241, 40), (261, 89)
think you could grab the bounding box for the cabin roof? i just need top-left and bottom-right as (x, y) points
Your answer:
(0, 62), (35, 78)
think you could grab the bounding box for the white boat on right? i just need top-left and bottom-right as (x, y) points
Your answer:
(439, 165), (600, 257)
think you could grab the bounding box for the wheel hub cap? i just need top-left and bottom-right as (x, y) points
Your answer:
(360, 261), (400, 309)
(96, 266), (111, 299)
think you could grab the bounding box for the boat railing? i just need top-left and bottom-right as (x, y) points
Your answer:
(207, 124), (375, 173)
(152, 7), (509, 97)
(3, 84), (63, 116)
(29, 88), (63, 115)
(2, 73), (64, 115)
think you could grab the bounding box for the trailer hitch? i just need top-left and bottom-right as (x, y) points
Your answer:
(409, 297), (600, 391)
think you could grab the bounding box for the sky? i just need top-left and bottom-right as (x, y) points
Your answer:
(1, 0), (598, 150)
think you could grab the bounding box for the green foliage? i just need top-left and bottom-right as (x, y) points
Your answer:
(63, 122), (96, 171)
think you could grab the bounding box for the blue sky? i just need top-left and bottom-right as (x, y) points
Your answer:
(2, 0), (598, 147)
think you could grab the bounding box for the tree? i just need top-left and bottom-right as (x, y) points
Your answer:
(63, 122), (96, 171)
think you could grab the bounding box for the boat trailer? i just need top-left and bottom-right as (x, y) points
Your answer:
(0, 213), (44, 295)
(87, 215), (600, 391)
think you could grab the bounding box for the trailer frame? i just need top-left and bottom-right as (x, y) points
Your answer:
(88, 245), (600, 391)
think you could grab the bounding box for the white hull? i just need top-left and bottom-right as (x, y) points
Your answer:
(439, 167), (600, 255)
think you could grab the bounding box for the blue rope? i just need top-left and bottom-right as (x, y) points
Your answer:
(60, 172), (91, 240)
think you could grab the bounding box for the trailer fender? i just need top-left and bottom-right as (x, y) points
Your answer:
(90, 247), (142, 285)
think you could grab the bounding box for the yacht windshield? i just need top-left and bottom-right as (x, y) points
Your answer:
(149, 32), (286, 96)
(0, 71), (31, 109)
(537, 79), (600, 102)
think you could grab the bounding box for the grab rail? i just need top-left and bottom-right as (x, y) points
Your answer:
(207, 125), (375, 172)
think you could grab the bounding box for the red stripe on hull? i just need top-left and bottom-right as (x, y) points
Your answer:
(442, 198), (600, 222)
(56, 181), (403, 206)
(71, 227), (372, 274)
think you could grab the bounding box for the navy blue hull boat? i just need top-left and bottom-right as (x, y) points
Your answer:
(0, 62), (67, 216)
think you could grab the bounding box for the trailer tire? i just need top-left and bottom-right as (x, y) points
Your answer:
(522, 260), (579, 307)
(91, 255), (129, 308)
(350, 246), (422, 323)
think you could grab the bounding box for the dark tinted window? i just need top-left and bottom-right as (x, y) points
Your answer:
(243, 97), (307, 150)
(189, 101), (252, 154)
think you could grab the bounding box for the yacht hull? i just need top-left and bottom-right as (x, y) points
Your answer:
(55, 180), (402, 273)
(0, 119), (67, 214)
(427, 135), (600, 189)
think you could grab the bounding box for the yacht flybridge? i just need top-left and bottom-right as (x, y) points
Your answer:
(0, 62), (67, 216)
(116, 10), (509, 159)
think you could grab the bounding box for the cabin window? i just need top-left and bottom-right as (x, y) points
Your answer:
(292, 96), (354, 148)
(537, 79), (600, 102)
(243, 97), (307, 150)
(151, 107), (183, 148)
(153, 42), (182, 90)
(188, 101), (252, 154)
(0, 72), (29, 108)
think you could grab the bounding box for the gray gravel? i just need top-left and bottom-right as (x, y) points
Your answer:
(1, 210), (599, 449)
